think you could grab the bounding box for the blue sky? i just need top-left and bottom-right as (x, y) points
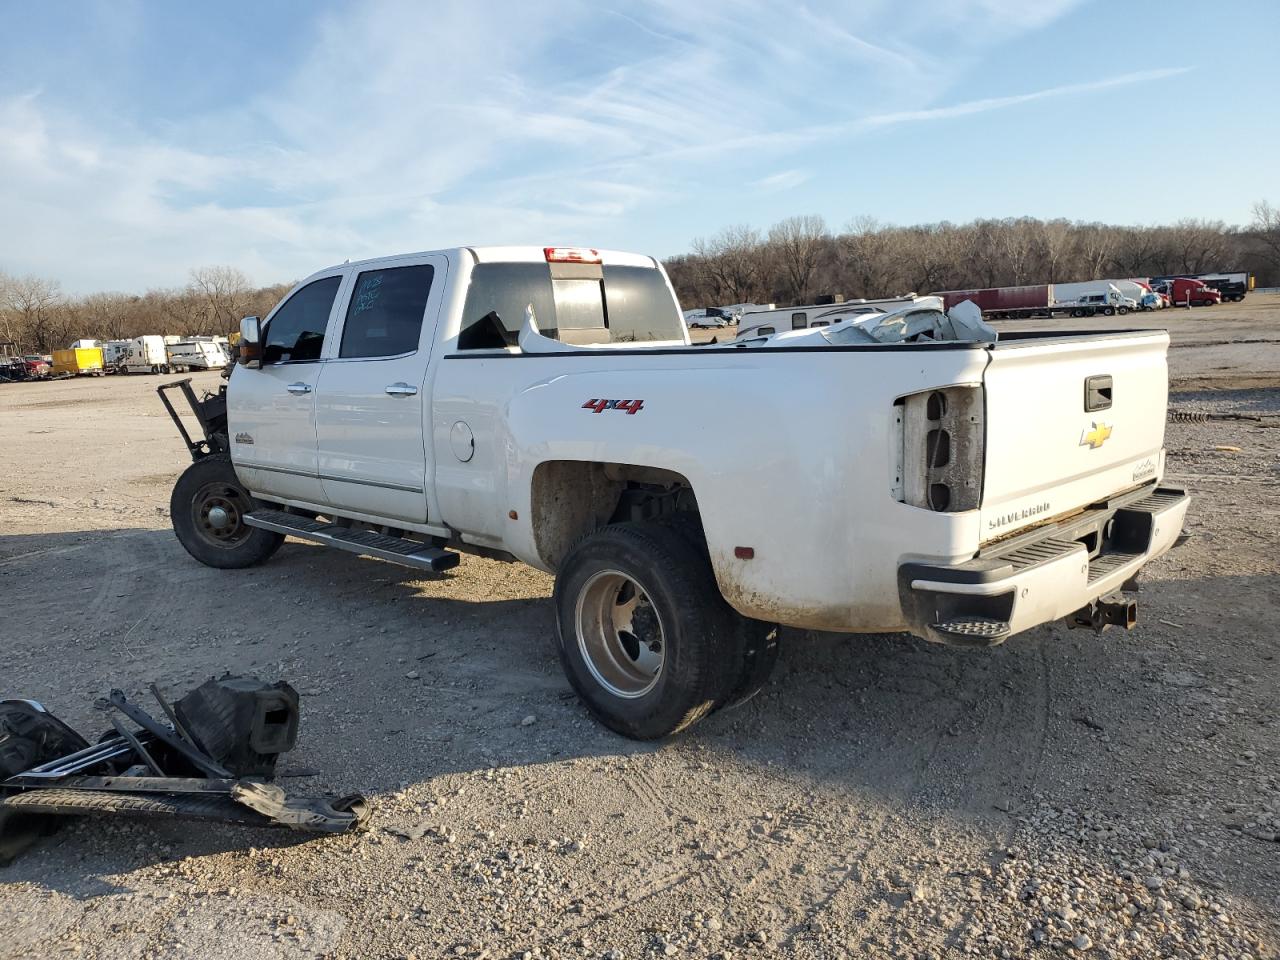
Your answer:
(1, 0), (1276, 293)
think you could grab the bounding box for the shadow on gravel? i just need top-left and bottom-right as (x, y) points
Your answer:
(3, 526), (1277, 923)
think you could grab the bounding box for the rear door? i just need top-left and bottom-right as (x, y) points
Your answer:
(979, 331), (1169, 542)
(229, 273), (347, 503)
(313, 255), (446, 524)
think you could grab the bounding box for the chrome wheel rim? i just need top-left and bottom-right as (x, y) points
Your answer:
(575, 570), (665, 698)
(192, 481), (251, 548)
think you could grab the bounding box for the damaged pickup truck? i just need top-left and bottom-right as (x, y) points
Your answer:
(162, 246), (1189, 739)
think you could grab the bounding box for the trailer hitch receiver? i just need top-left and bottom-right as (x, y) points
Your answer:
(1067, 593), (1137, 632)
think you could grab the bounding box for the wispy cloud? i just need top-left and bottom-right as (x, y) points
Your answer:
(0, 0), (1182, 292)
(751, 169), (811, 193)
(860, 67), (1194, 128)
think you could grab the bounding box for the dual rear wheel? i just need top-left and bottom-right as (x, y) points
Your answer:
(552, 521), (778, 739)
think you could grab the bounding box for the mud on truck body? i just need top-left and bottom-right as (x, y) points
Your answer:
(161, 246), (1190, 740)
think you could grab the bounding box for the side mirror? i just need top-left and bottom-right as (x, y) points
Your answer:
(239, 316), (262, 368)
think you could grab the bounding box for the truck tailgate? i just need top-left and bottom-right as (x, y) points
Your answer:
(980, 331), (1169, 542)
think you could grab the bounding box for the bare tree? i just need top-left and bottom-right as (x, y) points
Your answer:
(841, 216), (900, 298)
(2, 274), (63, 351)
(188, 265), (251, 337)
(691, 225), (767, 305)
(1073, 224), (1113, 280)
(767, 215), (828, 303)
(1251, 200), (1280, 276)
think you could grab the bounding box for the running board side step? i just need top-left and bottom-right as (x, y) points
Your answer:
(244, 509), (460, 573)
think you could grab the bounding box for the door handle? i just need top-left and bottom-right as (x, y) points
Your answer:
(286, 382), (312, 395)
(385, 382), (418, 396)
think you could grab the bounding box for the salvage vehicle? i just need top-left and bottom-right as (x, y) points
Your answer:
(161, 246), (1189, 739)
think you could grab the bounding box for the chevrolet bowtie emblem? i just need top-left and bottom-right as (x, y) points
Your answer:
(1080, 422), (1113, 450)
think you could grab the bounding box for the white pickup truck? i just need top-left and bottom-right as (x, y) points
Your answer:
(163, 246), (1189, 739)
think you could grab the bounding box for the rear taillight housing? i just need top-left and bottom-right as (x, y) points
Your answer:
(893, 386), (984, 512)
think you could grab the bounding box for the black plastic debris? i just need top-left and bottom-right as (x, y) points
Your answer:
(0, 675), (368, 865)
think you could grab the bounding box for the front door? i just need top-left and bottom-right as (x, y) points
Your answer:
(228, 273), (346, 504)
(313, 255), (446, 524)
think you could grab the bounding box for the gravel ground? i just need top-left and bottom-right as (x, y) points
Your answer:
(2, 299), (1279, 959)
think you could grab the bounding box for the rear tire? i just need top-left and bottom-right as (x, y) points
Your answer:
(553, 522), (736, 739)
(170, 455), (283, 569)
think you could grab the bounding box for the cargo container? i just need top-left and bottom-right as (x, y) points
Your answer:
(51, 347), (105, 377)
(933, 285), (1053, 319)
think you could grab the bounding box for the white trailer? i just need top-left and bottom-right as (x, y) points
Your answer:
(121, 335), (170, 374)
(167, 339), (231, 371)
(736, 296), (921, 339)
(1052, 279), (1149, 303)
(101, 339), (131, 371)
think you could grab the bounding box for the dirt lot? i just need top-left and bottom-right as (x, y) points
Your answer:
(2, 299), (1278, 959)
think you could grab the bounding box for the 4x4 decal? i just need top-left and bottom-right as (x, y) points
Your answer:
(582, 398), (644, 415)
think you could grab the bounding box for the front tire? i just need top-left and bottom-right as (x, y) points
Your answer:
(170, 455), (283, 569)
(553, 522), (735, 739)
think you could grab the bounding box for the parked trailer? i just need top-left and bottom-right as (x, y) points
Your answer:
(167, 339), (231, 371)
(932, 284), (1141, 319)
(1052, 279), (1151, 304)
(121, 335), (171, 374)
(736, 296), (919, 338)
(1150, 278), (1222, 308)
(1152, 272), (1252, 302)
(51, 347), (106, 377)
(934, 285), (1060, 319)
(101, 339), (131, 371)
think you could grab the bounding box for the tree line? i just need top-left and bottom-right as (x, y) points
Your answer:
(0, 266), (290, 354)
(665, 203), (1280, 310)
(4, 203), (1280, 352)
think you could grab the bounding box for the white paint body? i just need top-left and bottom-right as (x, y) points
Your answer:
(734, 297), (921, 339)
(122, 335), (168, 373)
(226, 247), (1186, 639)
(168, 340), (230, 370)
(1053, 279), (1149, 303)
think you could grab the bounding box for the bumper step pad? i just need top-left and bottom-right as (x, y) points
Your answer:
(931, 617), (1011, 646)
(244, 509), (459, 573)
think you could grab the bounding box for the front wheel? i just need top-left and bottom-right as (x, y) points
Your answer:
(170, 455), (283, 569)
(553, 522), (736, 739)
(1117, 306), (1129, 315)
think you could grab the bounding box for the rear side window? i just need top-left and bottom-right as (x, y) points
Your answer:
(458, 262), (683, 349)
(339, 264), (435, 359)
(263, 276), (341, 364)
(458, 263), (554, 350)
(601, 265), (683, 343)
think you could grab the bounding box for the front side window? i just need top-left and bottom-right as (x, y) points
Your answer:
(263, 275), (341, 364)
(339, 264), (435, 359)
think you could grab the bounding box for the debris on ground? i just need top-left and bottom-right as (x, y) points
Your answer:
(0, 675), (368, 864)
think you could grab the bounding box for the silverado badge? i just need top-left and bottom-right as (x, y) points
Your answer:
(1080, 422), (1112, 450)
